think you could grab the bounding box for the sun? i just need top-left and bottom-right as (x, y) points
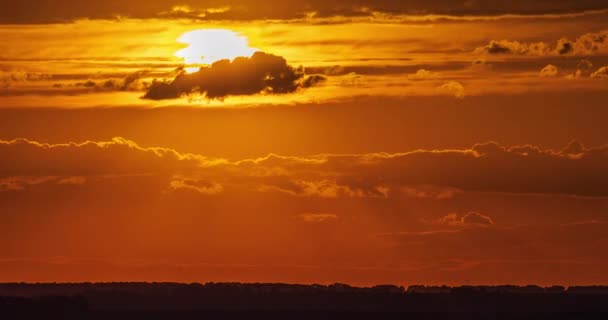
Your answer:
(174, 29), (257, 73)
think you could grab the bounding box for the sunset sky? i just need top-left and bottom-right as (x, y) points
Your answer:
(1, 0), (608, 286)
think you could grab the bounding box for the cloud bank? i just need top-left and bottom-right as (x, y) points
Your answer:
(3, 0), (608, 23)
(3, 138), (608, 198)
(475, 30), (608, 56)
(144, 52), (324, 100)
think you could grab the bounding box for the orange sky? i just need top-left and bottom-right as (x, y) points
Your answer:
(1, 0), (608, 286)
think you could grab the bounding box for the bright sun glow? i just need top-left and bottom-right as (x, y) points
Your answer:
(175, 29), (257, 73)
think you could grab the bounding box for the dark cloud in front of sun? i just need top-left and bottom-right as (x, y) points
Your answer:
(143, 51), (325, 100)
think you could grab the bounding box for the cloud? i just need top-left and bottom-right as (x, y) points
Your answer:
(158, 5), (231, 19)
(0, 176), (88, 191)
(475, 40), (550, 55)
(0, 176), (56, 191)
(298, 213), (338, 223)
(143, 52), (323, 100)
(408, 69), (438, 80)
(3, 1), (608, 23)
(475, 30), (608, 56)
(301, 75), (327, 88)
(57, 176), (87, 185)
(591, 66), (608, 78)
(437, 81), (465, 98)
(0, 137), (207, 179)
(431, 212), (495, 227)
(0, 70), (155, 97)
(539, 64), (559, 77)
(566, 60), (594, 79)
(101, 71), (149, 91)
(0, 71), (51, 85)
(380, 220), (608, 263)
(255, 177), (390, 198)
(3, 138), (608, 198)
(470, 59), (493, 72)
(401, 185), (462, 200)
(169, 178), (224, 195)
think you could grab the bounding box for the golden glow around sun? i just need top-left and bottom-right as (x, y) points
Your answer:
(174, 29), (257, 73)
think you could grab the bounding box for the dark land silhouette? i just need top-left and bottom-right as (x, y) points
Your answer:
(1, 282), (608, 319)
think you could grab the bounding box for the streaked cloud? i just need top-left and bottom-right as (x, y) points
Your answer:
(3, 0), (608, 23)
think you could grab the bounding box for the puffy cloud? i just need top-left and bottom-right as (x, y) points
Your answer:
(57, 176), (87, 185)
(566, 59), (594, 79)
(475, 40), (550, 55)
(565, 31), (608, 55)
(539, 64), (559, 77)
(144, 52), (322, 100)
(437, 81), (465, 98)
(591, 66), (608, 78)
(0, 71), (51, 85)
(408, 69), (438, 80)
(340, 72), (363, 87)
(301, 75), (327, 88)
(475, 30), (608, 56)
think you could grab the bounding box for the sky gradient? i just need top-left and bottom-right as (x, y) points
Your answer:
(1, 0), (608, 286)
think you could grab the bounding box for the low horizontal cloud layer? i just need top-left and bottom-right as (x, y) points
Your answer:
(379, 220), (608, 266)
(2, 137), (608, 198)
(143, 52), (324, 100)
(430, 212), (495, 227)
(475, 30), (608, 56)
(3, 0), (608, 23)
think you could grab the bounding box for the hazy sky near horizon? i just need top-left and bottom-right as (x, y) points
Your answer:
(1, 0), (608, 286)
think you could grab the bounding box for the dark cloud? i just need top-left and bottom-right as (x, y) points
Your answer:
(475, 40), (549, 56)
(298, 213), (338, 223)
(485, 41), (514, 54)
(3, 137), (608, 198)
(143, 51), (323, 100)
(101, 70), (149, 91)
(228, 140), (608, 198)
(301, 75), (327, 88)
(0, 69), (155, 96)
(3, 0), (608, 23)
(476, 30), (608, 56)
